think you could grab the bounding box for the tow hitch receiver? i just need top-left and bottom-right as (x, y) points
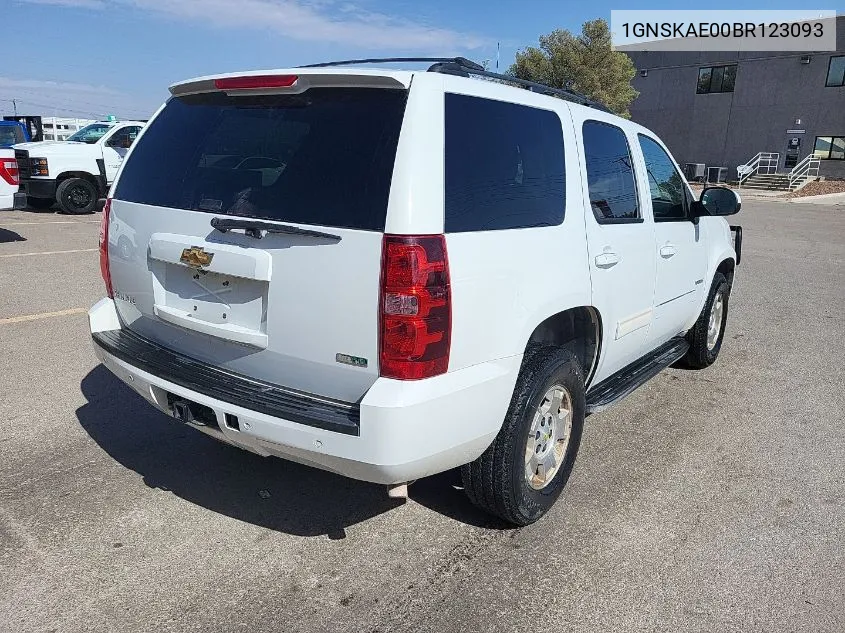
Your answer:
(171, 399), (193, 423)
(167, 394), (219, 427)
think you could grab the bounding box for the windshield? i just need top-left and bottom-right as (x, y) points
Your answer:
(67, 123), (112, 144)
(113, 88), (407, 231)
(0, 125), (25, 147)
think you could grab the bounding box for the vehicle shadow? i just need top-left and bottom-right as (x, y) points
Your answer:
(0, 227), (26, 243)
(76, 365), (501, 536)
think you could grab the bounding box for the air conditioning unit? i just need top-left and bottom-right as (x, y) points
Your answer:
(706, 167), (727, 184)
(684, 163), (706, 182)
(800, 55), (811, 64)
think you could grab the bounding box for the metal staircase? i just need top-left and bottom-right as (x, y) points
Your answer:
(738, 152), (820, 192)
(787, 154), (821, 191)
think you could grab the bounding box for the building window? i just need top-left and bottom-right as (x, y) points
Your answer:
(813, 136), (845, 160)
(826, 56), (845, 87)
(582, 121), (640, 223)
(697, 65), (737, 94)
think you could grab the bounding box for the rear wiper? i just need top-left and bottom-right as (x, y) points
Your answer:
(210, 217), (341, 241)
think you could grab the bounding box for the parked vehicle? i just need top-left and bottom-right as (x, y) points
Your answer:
(0, 121), (31, 148)
(0, 148), (19, 210)
(0, 117), (41, 210)
(13, 119), (145, 213)
(88, 59), (742, 525)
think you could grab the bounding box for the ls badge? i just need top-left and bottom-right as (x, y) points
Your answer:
(336, 353), (368, 368)
(180, 246), (214, 268)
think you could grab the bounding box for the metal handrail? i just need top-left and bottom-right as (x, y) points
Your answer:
(737, 152), (780, 187)
(788, 154), (821, 189)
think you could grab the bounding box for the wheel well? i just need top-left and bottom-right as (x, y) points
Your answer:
(716, 258), (735, 287)
(525, 307), (601, 385)
(56, 171), (102, 194)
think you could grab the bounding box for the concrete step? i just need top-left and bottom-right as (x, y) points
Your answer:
(746, 175), (791, 182)
(741, 182), (791, 191)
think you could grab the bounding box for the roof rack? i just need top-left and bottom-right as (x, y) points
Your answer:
(299, 56), (484, 71)
(297, 57), (609, 112)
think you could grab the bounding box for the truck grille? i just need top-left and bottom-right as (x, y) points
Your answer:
(14, 149), (30, 179)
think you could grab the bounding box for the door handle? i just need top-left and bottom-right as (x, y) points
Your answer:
(659, 243), (677, 258)
(595, 252), (620, 268)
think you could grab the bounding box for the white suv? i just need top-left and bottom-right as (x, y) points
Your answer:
(88, 58), (741, 525)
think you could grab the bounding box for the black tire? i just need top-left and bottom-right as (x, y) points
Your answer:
(27, 197), (54, 210)
(460, 347), (586, 526)
(680, 272), (730, 369)
(56, 177), (97, 214)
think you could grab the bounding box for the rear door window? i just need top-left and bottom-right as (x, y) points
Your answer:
(445, 93), (565, 232)
(113, 88), (407, 231)
(582, 121), (641, 223)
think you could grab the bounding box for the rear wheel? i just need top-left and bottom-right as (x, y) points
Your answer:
(57, 177), (97, 214)
(27, 197), (54, 210)
(680, 272), (730, 369)
(461, 347), (585, 526)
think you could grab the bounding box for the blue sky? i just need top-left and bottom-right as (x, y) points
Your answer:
(1, 0), (814, 120)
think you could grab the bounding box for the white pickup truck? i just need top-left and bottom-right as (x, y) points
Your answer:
(14, 120), (145, 213)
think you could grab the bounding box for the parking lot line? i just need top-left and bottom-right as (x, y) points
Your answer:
(1, 220), (101, 226)
(0, 248), (97, 258)
(0, 307), (88, 325)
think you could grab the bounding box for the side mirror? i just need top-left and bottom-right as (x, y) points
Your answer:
(697, 187), (742, 216)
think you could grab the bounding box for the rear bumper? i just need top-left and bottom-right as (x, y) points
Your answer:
(18, 177), (57, 200)
(88, 298), (519, 484)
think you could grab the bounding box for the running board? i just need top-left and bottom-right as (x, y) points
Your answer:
(586, 338), (690, 414)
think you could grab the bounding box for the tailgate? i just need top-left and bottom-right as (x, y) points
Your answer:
(107, 83), (408, 403)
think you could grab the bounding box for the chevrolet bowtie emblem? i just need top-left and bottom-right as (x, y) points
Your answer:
(180, 246), (214, 268)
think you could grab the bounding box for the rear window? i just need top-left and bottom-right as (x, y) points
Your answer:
(445, 93), (565, 232)
(0, 125), (25, 146)
(114, 88), (407, 231)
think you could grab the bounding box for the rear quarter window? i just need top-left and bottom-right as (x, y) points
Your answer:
(445, 94), (565, 232)
(113, 88), (407, 231)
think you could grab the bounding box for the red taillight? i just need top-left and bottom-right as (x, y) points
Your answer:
(99, 198), (113, 298)
(379, 235), (451, 380)
(0, 159), (19, 186)
(214, 75), (298, 90)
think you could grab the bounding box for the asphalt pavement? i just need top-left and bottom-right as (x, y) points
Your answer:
(0, 200), (843, 633)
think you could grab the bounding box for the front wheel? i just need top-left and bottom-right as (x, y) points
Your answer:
(680, 272), (730, 369)
(461, 347), (585, 526)
(57, 177), (98, 214)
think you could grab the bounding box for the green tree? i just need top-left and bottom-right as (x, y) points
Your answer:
(509, 19), (638, 118)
